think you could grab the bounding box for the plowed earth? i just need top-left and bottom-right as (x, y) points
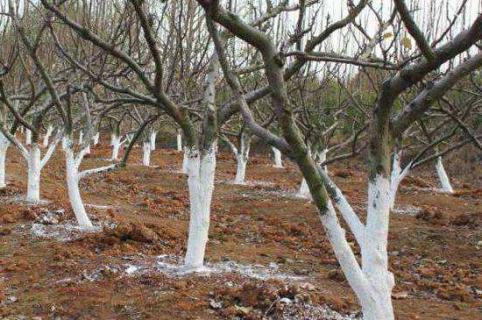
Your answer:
(0, 139), (480, 319)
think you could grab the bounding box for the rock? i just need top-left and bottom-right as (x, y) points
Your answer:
(279, 297), (292, 304)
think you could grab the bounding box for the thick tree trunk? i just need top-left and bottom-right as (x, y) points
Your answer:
(0, 134), (9, 188)
(142, 142), (151, 166)
(64, 139), (94, 229)
(184, 146), (216, 270)
(361, 175), (395, 320)
(435, 156), (454, 193)
(26, 144), (41, 202)
(150, 131), (157, 150)
(271, 147), (283, 168)
(42, 126), (54, 148)
(177, 130), (183, 152)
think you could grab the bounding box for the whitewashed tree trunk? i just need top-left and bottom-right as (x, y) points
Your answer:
(184, 146), (216, 270)
(78, 131), (83, 145)
(388, 151), (412, 210)
(435, 156), (454, 193)
(234, 134), (251, 185)
(111, 135), (122, 160)
(64, 138), (94, 229)
(142, 142), (151, 166)
(42, 126), (54, 148)
(319, 148), (328, 173)
(272, 147), (283, 168)
(62, 136), (68, 150)
(92, 132), (100, 146)
(182, 147), (189, 173)
(150, 131), (157, 150)
(26, 144), (41, 202)
(110, 133), (115, 146)
(297, 178), (311, 198)
(25, 129), (32, 146)
(177, 130), (183, 152)
(0, 134), (9, 188)
(360, 175), (395, 320)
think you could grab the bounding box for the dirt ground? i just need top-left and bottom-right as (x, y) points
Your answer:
(0, 139), (480, 320)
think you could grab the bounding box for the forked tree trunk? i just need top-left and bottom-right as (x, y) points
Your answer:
(142, 141), (151, 166)
(271, 147), (283, 168)
(0, 134), (9, 188)
(177, 130), (183, 152)
(234, 133), (251, 185)
(435, 156), (454, 193)
(64, 138), (94, 229)
(184, 145), (217, 270)
(150, 131), (157, 150)
(42, 126), (54, 148)
(26, 144), (41, 202)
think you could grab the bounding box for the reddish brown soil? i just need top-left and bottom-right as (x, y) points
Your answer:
(0, 140), (481, 319)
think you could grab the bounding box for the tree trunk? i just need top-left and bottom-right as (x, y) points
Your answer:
(297, 178), (311, 198)
(25, 129), (32, 146)
(111, 135), (121, 160)
(388, 151), (402, 210)
(435, 156), (454, 193)
(27, 144), (41, 202)
(233, 133), (251, 185)
(177, 130), (183, 152)
(361, 175), (395, 320)
(142, 142), (151, 166)
(0, 134), (9, 188)
(92, 132), (100, 146)
(64, 139), (94, 229)
(271, 147), (283, 168)
(150, 131), (157, 150)
(182, 148), (189, 173)
(42, 126), (54, 148)
(78, 131), (83, 145)
(184, 146), (216, 270)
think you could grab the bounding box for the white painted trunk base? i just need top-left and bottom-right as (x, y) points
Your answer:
(92, 132), (100, 146)
(143, 142), (151, 166)
(150, 131), (157, 150)
(65, 139), (94, 229)
(272, 147), (283, 168)
(27, 145), (41, 202)
(436, 156), (454, 193)
(297, 178), (311, 199)
(25, 129), (32, 146)
(43, 126), (54, 148)
(0, 134), (9, 188)
(234, 156), (247, 185)
(111, 135), (121, 161)
(177, 132), (183, 152)
(78, 131), (83, 145)
(182, 148), (189, 173)
(184, 147), (216, 270)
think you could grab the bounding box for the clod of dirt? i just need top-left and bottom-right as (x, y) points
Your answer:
(450, 213), (479, 227)
(415, 206), (447, 225)
(108, 222), (160, 243)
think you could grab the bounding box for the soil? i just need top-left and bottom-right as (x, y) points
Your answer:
(0, 141), (481, 319)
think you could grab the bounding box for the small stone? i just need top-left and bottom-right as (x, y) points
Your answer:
(209, 299), (223, 309)
(279, 297), (292, 304)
